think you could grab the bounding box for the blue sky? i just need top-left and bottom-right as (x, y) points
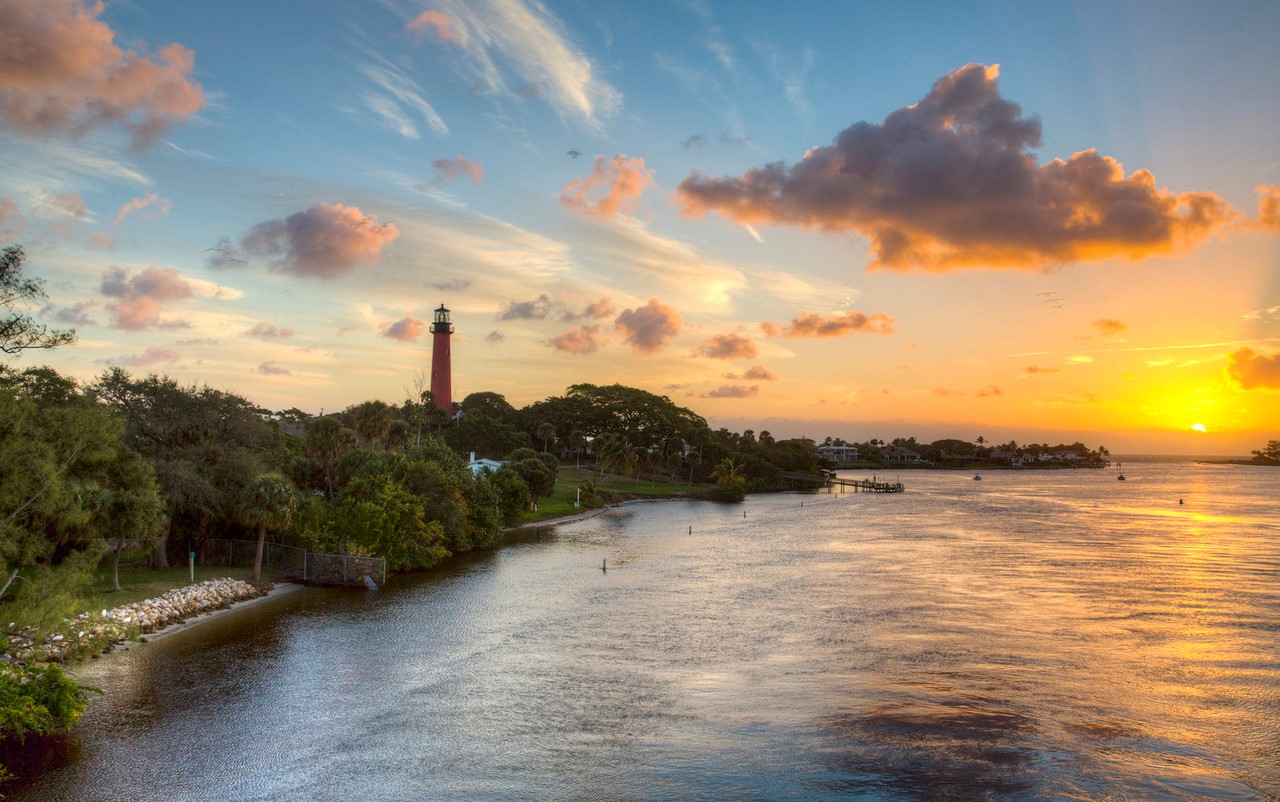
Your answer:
(2, 0), (1278, 452)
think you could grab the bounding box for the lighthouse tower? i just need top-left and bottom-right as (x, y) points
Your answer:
(429, 303), (453, 415)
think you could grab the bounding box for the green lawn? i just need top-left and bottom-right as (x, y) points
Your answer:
(518, 466), (702, 524)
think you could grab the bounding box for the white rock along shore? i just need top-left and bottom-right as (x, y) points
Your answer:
(5, 578), (268, 663)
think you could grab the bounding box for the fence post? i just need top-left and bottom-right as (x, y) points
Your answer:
(343, 554), (349, 584)
(303, 551), (307, 582)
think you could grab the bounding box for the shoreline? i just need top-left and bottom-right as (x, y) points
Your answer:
(134, 582), (306, 645)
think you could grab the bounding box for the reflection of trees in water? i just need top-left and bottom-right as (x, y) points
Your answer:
(813, 699), (1037, 799)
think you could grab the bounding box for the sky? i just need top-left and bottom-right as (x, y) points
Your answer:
(2, 0), (1278, 455)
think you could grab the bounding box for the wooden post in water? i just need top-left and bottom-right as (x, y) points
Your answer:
(602, 558), (607, 572)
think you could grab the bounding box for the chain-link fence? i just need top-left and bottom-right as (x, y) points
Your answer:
(198, 540), (386, 587)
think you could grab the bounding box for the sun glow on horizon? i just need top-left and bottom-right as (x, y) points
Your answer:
(1191, 423), (1207, 433)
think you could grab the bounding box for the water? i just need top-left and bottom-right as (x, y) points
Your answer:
(9, 463), (1279, 800)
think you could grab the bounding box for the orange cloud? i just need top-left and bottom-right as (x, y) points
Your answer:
(1091, 318), (1127, 337)
(1226, 347), (1280, 389)
(761, 310), (896, 337)
(406, 10), (459, 44)
(238, 203), (398, 279)
(102, 346), (180, 368)
(430, 156), (483, 185)
(703, 384), (759, 398)
(561, 155), (654, 219)
(583, 297), (616, 319)
(615, 298), (681, 354)
(695, 333), (758, 359)
(100, 266), (193, 329)
(382, 315), (425, 342)
(257, 362), (292, 376)
(113, 193), (171, 226)
(678, 64), (1238, 272)
(1024, 365), (1060, 376)
(247, 321), (294, 340)
(1255, 185), (1280, 231)
(742, 365), (776, 381)
(0, 198), (25, 238)
(550, 324), (601, 355)
(0, 0), (204, 147)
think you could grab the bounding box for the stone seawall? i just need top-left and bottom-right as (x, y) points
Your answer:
(5, 578), (266, 664)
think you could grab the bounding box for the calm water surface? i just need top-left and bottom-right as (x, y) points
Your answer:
(11, 462), (1280, 800)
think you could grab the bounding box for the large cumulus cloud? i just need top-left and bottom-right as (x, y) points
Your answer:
(0, 0), (204, 147)
(678, 64), (1237, 272)
(237, 203), (399, 279)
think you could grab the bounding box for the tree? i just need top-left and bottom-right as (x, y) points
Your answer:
(708, 456), (746, 503)
(93, 369), (284, 566)
(1251, 440), (1280, 465)
(239, 474), (298, 583)
(348, 400), (393, 447)
(536, 422), (557, 453)
(305, 416), (356, 496)
(460, 391), (519, 424)
(710, 457), (744, 486)
(1, 245), (75, 357)
(1, 367), (165, 614)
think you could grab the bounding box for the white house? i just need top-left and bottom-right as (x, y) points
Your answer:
(467, 452), (506, 476)
(817, 444), (860, 462)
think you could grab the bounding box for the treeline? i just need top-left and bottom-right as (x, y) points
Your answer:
(4, 370), (830, 605)
(820, 435), (1112, 466)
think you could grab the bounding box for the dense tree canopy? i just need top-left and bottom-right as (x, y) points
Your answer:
(92, 369), (285, 565)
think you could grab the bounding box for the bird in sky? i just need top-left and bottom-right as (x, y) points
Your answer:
(566, 150), (582, 159)
(353, 216), (372, 229)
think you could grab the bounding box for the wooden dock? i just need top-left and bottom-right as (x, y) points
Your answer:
(780, 472), (905, 493)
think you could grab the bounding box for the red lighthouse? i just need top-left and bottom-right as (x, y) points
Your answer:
(429, 303), (453, 415)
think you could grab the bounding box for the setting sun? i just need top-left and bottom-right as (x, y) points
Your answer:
(1191, 423), (1208, 433)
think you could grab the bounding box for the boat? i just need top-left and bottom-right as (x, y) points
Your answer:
(1117, 474), (1126, 481)
(973, 473), (982, 480)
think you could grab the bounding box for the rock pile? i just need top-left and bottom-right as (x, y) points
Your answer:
(113, 577), (265, 634)
(4, 578), (266, 664)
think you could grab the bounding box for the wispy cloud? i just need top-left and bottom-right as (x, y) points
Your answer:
(416, 0), (621, 130)
(356, 54), (448, 139)
(561, 155), (654, 219)
(113, 194), (171, 226)
(762, 310), (895, 337)
(703, 384), (758, 398)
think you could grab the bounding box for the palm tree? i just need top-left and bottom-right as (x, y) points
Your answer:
(305, 416), (355, 496)
(710, 457), (744, 486)
(569, 429), (585, 470)
(240, 474), (298, 583)
(536, 422), (557, 454)
(596, 433), (623, 480)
